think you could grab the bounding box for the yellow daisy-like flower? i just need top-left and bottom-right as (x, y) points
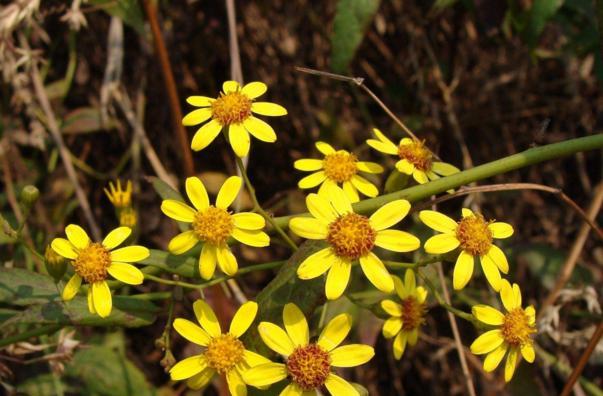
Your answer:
(289, 184), (420, 300)
(104, 180), (132, 209)
(366, 128), (460, 184)
(50, 225), (149, 318)
(243, 303), (374, 396)
(170, 300), (270, 394)
(183, 81), (287, 157)
(381, 270), (428, 359)
(420, 208), (514, 291)
(470, 280), (536, 382)
(160, 176), (269, 280)
(294, 141), (383, 203)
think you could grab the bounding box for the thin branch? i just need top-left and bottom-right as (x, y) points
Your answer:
(560, 322), (603, 396)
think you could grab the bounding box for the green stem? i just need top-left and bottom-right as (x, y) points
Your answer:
(417, 269), (474, 323)
(272, 134), (603, 229)
(384, 256), (442, 269)
(234, 156), (299, 251)
(0, 324), (62, 349)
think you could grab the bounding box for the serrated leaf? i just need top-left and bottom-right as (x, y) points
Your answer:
(331, 0), (381, 73)
(89, 0), (145, 35)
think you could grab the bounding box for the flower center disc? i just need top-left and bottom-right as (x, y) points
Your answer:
(322, 152), (358, 183)
(204, 334), (245, 374)
(401, 297), (426, 331)
(192, 206), (234, 246)
(211, 91), (252, 125)
(286, 344), (331, 391)
(397, 141), (433, 171)
(501, 308), (536, 347)
(327, 213), (376, 260)
(73, 242), (111, 283)
(455, 214), (493, 256)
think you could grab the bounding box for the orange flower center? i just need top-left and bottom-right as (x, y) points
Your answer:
(322, 152), (358, 183)
(456, 214), (493, 256)
(211, 91), (252, 125)
(192, 206), (234, 246)
(204, 333), (245, 374)
(400, 297), (427, 331)
(327, 213), (376, 260)
(397, 140), (433, 171)
(286, 344), (331, 390)
(501, 308), (536, 347)
(73, 242), (111, 283)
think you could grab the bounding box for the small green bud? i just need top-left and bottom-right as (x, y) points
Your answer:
(45, 245), (67, 282)
(20, 185), (40, 206)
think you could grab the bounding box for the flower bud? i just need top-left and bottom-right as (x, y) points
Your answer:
(45, 245), (67, 282)
(20, 185), (40, 206)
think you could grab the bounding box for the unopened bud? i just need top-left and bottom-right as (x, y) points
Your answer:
(45, 245), (67, 282)
(119, 207), (137, 229)
(20, 185), (40, 206)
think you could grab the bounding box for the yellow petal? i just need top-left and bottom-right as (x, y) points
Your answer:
(342, 181), (360, 203)
(488, 221), (514, 239)
(369, 200), (411, 231)
(170, 355), (206, 380)
(279, 383), (304, 396)
(288, 217), (328, 240)
(223, 80), (240, 93)
(110, 245), (149, 262)
(356, 161), (383, 174)
(504, 347), (519, 382)
(419, 210), (458, 233)
(251, 102), (287, 116)
(243, 349), (272, 367)
(191, 119), (223, 151)
(424, 234), (460, 254)
(62, 274), (81, 301)
(374, 229), (420, 252)
(92, 281), (112, 318)
(186, 177), (209, 211)
(229, 123), (251, 157)
(168, 231), (198, 255)
(241, 81), (267, 99)
(102, 227), (132, 250)
(186, 96), (214, 107)
(521, 343), (535, 363)
(231, 228), (270, 247)
(161, 200), (196, 222)
(470, 330), (504, 355)
(232, 212), (265, 230)
(325, 257), (352, 300)
(393, 276), (408, 299)
(404, 269), (416, 292)
(193, 299), (222, 337)
(294, 158), (324, 171)
(315, 141), (335, 155)
(306, 193), (337, 222)
(525, 306), (536, 326)
(513, 283), (522, 307)
(395, 159), (414, 175)
(325, 184), (352, 216)
(382, 317), (403, 339)
(453, 250), (474, 290)
(330, 344), (374, 367)
(483, 344), (507, 372)
(199, 244), (217, 280)
(226, 369), (246, 396)
(173, 318), (211, 346)
(484, 245), (509, 274)
(182, 108), (212, 126)
(431, 161), (460, 176)
(244, 116), (277, 142)
(368, 128), (397, 153)
(407, 328), (419, 346)
(108, 262), (143, 285)
(472, 305), (505, 325)
(297, 248), (333, 279)
(298, 171), (326, 189)
(381, 300), (402, 317)
(87, 287), (95, 314)
(283, 303), (309, 346)
(229, 301), (258, 338)
(325, 373), (360, 396)
(500, 280), (517, 312)
(242, 362), (287, 387)
(317, 313), (352, 351)
(359, 253), (394, 293)
(65, 224), (90, 250)
(51, 238), (78, 259)
(393, 331), (407, 359)
(480, 257), (502, 292)
(412, 170), (429, 184)
(350, 175), (378, 197)
(186, 367), (216, 390)
(258, 322), (295, 356)
(461, 208), (473, 218)
(216, 246), (238, 276)
(216, 176), (242, 209)
(415, 286), (428, 303)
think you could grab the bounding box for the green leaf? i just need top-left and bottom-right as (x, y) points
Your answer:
(17, 374), (72, 396)
(140, 248), (197, 277)
(524, 0), (565, 49)
(0, 267), (61, 306)
(66, 346), (154, 396)
(89, 0), (145, 35)
(331, 0), (381, 73)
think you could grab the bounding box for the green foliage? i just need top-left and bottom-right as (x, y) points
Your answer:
(89, 0), (145, 35)
(523, 0), (565, 49)
(140, 248), (197, 277)
(331, 0), (381, 73)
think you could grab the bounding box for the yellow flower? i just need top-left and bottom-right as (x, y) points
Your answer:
(289, 184), (420, 300)
(119, 207), (137, 228)
(104, 180), (132, 209)
(420, 208), (513, 291)
(170, 300), (269, 394)
(470, 280), (536, 382)
(381, 270), (428, 359)
(294, 141), (383, 203)
(51, 225), (149, 318)
(366, 128), (460, 184)
(161, 176), (269, 280)
(183, 81), (287, 157)
(243, 303), (374, 396)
